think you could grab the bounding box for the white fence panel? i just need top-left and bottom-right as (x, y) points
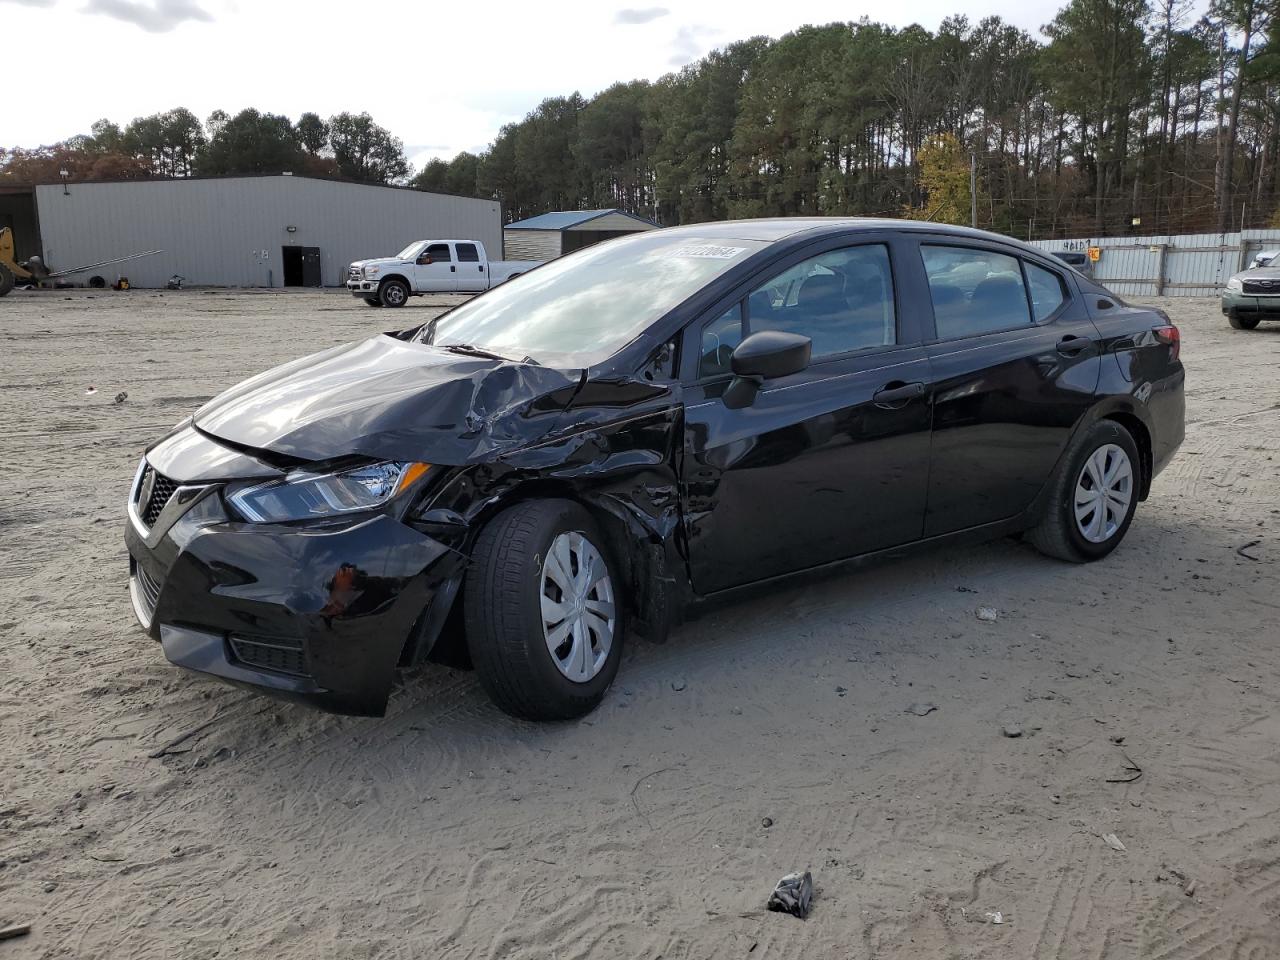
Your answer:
(1030, 229), (1280, 297)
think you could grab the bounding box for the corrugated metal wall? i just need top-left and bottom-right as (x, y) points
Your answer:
(33, 176), (503, 288)
(502, 229), (561, 262)
(1029, 229), (1280, 297)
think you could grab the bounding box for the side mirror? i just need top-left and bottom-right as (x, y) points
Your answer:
(723, 331), (811, 409)
(731, 330), (812, 378)
(417, 255), (433, 265)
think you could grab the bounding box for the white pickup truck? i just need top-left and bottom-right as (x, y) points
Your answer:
(346, 239), (538, 307)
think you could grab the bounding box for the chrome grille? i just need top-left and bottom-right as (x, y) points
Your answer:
(131, 559), (163, 624)
(1242, 278), (1280, 295)
(348, 266), (362, 282)
(137, 466), (177, 527)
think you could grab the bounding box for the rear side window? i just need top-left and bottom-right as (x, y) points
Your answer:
(1025, 262), (1068, 321)
(426, 243), (452, 262)
(921, 246), (1030, 339)
(456, 243), (480, 263)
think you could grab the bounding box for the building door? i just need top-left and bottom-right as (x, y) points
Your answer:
(300, 247), (322, 287)
(282, 246), (323, 287)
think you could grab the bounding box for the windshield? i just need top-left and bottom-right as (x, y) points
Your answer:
(396, 241), (424, 260)
(419, 231), (766, 366)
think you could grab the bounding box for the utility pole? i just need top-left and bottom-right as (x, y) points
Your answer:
(970, 152), (978, 229)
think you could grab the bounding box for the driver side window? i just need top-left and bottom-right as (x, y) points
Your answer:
(746, 244), (896, 360)
(424, 243), (452, 263)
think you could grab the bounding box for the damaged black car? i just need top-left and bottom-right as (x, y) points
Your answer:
(126, 219), (1184, 719)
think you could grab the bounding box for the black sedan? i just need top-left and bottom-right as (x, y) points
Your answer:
(125, 219), (1185, 720)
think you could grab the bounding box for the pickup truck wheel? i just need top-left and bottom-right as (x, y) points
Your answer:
(1228, 313), (1260, 330)
(363, 297), (381, 307)
(378, 278), (409, 308)
(465, 499), (624, 721)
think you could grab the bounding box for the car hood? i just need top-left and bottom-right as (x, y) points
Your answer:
(192, 334), (582, 466)
(349, 257), (408, 270)
(1234, 266), (1280, 282)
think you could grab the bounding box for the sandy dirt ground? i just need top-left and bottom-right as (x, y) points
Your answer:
(1, 288), (1278, 960)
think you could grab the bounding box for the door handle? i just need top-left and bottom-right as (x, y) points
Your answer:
(479, 265), (484, 272)
(450, 265), (456, 272)
(1057, 335), (1092, 356)
(873, 381), (925, 408)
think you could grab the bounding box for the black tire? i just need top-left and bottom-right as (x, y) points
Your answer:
(1228, 313), (1261, 330)
(0, 264), (14, 298)
(465, 499), (624, 721)
(1027, 419), (1141, 563)
(363, 297), (382, 307)
(378, 278), (410, 308)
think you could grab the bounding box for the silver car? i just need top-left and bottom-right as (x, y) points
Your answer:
(1222, 263), (1280, 330)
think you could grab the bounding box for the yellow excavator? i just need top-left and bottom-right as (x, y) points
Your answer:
(0, 226), (160, 296)
(0, 225), (45, 295)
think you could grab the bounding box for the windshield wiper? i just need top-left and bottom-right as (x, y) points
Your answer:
(440, 343), (512, 362)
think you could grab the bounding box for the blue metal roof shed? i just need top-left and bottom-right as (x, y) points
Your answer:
(503, 208), (659, 261)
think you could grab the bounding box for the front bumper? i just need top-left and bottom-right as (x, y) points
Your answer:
(347, 279), (378, 296)
(1222, 292), (1280, 318)
(125, 475), (462, 716)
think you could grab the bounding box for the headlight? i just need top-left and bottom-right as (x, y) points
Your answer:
(364, 266), (380, 279)
(1226, 276), (1243, 292)
(227, 461), (430, 522)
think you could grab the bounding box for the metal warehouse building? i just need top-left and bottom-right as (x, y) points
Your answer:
(503, 209), (658, 261)
(5, 174), (502, 289)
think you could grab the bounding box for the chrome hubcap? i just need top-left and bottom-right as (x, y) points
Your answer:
(1074, 443), (1133, 543)
(386, 285), (404, 305)
(541, 531), (615, 683)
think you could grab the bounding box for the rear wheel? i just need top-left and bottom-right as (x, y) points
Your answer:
(363, 297), (381, 307)
(465, 499), (623, 720)
(1228, 313), (1261, 330)
(378, 278), (409, 308)
(0, 264), (14, 297)
(1028, 420), (1140, 563)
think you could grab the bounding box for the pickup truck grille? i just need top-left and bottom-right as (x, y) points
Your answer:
(348, 266), (362, 282)
(1242, 278), (1280, 295)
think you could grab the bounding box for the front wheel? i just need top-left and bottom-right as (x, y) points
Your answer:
(378, 278), (410, 308)
(1028, 420), (1140, 562)
(1228, 313), (1261, 330)
(465, 499), (623, 720)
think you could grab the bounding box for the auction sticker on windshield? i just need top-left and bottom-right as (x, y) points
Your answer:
(661, 244), (749, 259)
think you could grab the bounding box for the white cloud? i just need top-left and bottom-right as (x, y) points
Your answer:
(615, 6), (669, 24)
(668, 24), (719, 66)
(82, 0), (213, 32)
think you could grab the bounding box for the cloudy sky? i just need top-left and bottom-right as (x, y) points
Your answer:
(6, 0), (1076, 169)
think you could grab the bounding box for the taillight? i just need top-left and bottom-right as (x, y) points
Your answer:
(1153, 324), (1180, 361)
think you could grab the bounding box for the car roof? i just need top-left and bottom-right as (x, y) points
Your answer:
(655, 217), (1051, 256)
